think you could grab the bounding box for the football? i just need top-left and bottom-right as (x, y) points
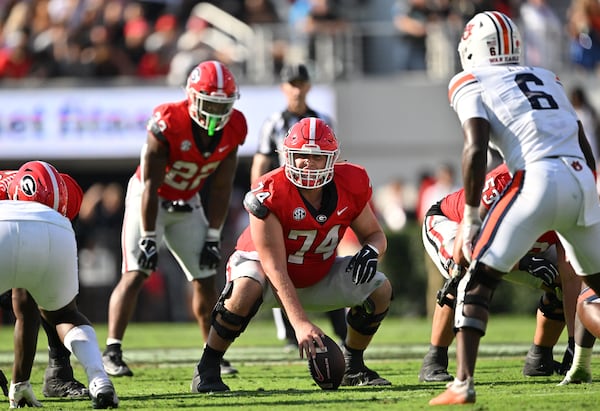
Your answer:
(307, 334), (345, 390)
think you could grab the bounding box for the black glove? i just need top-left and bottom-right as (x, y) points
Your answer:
(346, 244), (379, 284)
(137, 236), (158, 270)
(200, 241), (221, 269)
(519, 255), (559, 287)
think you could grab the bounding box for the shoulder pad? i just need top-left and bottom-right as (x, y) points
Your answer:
(243, 190), (270, 219)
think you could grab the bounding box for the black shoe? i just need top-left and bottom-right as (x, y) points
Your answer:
(102, 350), (133, 377)
(523, 344), (555, 377)
(43, 357), (89, 398)
(191, 364), (230, 393)
(419, 349), (453, 382)
(341, 366), (391, 386)
(220, 358), (238, 375)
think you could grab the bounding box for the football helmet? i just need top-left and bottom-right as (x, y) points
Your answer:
(8, 161), (68, 216)
(283, 117), (339, 189)
(458, 11), (522, 70)
(185, 60), (239, 135)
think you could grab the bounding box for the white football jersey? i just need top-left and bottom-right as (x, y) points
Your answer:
(448, 65), (582, 173)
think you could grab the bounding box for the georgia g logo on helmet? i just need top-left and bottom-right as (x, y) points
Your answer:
(18, 175), (37, 198)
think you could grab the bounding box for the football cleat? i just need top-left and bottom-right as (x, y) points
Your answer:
(43, 356), (88, 398)
(102, 350), (133, 377)
(191, 364), (230, 393)
(429, 378), (476, 405)
(340, 366), (391, 387)
(220, 358), (238, 375)
(418, 348), (453, 382)
(89, 378), (119, 409)
(523, 344), (556, 377)
(558, 367), (592, 385)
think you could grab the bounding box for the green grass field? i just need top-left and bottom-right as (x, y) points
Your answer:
(1, 315), (599, 410)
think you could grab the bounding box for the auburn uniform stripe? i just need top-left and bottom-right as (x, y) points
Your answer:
(472, 170), (525, 259)
(448, 73), (477, 104)
(579, 287), (599, 304)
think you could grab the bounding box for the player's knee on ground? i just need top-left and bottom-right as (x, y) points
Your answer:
(455, 263), (502, 336)
(211, 280), (262, 342)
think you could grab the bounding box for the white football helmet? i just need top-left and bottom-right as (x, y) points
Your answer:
(458, 11), (522, 70)
(283, 117), (339, 189)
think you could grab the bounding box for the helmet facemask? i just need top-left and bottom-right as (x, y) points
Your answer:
(188, 89), (236, 135)
(284, 145), (339, 189)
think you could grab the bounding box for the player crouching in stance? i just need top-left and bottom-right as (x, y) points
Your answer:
(191, 117), (393, 393)
(0, 161), (118, 409)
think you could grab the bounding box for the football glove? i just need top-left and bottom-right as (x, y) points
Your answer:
(346, 244), (379, 284)
(519, 255), (559, 287)
(461, 205), (482, 263)
(137, 235), (158, 271)
(200, 229), (222, 269)
(9, 381), (42, 408)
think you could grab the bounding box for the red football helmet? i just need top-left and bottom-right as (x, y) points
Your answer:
(8, 161), (68, 216)
(283, 117), (339, 189)
(185, 60), (239, 134)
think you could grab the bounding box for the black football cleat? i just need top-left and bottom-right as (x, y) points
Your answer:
(191, 364), (229, 393)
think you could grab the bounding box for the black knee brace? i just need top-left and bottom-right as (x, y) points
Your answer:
(538, 291), (565, 322)
(347, 298), (389, 336)
(211, 282), (263, 342)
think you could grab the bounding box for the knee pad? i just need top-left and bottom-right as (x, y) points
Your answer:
(347, 298), (389, 336)
(454, 261), (502, 336)
(538, 291), (565, 322)
(212, 281), (263, 342)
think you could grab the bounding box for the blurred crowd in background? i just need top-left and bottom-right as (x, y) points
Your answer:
(2, 0), (600, 323)
(1, 0), (600, 84)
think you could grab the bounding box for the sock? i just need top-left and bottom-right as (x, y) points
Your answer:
(571, 344), (593, 370)
(106, 338), (122, 347)
(199, 345), (225, 371)
(342, 344), (365, 370)
(63, 325), (107, 383)
(41, 317), (70, 359)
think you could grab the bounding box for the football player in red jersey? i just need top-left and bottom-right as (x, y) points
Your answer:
(0, 161), (118, 409)
(421, 163), (580, 382)
(190, 117), (393, 393)
(0, 169), (89, 400)
(103, 60), (247, 378)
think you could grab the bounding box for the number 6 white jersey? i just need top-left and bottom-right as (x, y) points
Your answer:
(448, 65), (582, 174)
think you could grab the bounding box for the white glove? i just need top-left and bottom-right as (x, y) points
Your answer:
(461, 205), (482, 263)
(9, 381), (42, 408)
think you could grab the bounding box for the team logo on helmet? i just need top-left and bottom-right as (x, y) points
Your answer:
(18, 175), (37, 197)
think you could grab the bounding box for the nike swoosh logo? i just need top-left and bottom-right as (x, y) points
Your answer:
(336, 207), (348, 216)
(218, 145), (230, 153)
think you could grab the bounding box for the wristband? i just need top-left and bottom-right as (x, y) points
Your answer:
(141, 230), (156, 237)
(206, 227), (221, 241)
(463, 205), (480, 223)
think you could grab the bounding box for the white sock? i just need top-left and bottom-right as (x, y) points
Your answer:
(106, 338), (122, 346)
(571, 344), (593, 370)
(63, 325), (108, 383)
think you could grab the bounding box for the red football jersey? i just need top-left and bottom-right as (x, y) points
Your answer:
(135, 100), (247, 201)
(237, 162), (372, 288)
(439, 163), (557, 250)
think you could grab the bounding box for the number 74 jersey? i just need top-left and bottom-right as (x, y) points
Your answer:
(448, 65), (582, 173)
